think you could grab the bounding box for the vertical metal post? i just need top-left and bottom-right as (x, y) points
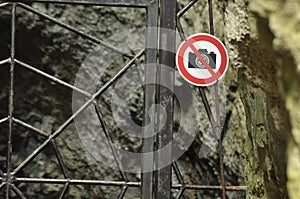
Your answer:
(7, 3), (16, 199)
(142, 1), (159, 199)
(154, 0), (177, 198)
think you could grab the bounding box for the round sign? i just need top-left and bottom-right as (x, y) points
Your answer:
(176, 33), (229, 86)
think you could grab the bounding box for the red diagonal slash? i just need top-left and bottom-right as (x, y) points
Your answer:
(187, 40), (219, 79)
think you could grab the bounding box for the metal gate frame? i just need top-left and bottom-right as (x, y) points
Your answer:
(0, 0), (246, 198)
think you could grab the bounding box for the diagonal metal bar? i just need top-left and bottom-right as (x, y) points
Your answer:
(93, 102), (128, 182)
(177, 0), (198, 18)
(12, 50), (144, 176)
(0, 58), (10, 66)
(176, 1), (192, 42)
(0, 169), (4, 178)
(18, 3), (134, 59)
(58, 182), (69, 199)
(6, 4), (16, 199)
(51, 140), (69, 178)
(172, 162), (184, 185)
(0, 117), (9, 125)
(176, 18), (186, 42)
(15, 59), (92, 98)
(0, 182), (5, 190)
(0, 2), (10, 8)
(172, 162), (185, 199)
(12, 118), (49, 138)
(118, 186), (128, 199)
(10, 0), (154, 7)
(10, 184), (26, 199)
(176, 0), (195, 42)
(175, 188), (185, 199)
(89, 50), (143, 98)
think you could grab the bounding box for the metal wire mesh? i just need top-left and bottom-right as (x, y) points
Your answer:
(0, 0), (247, 198)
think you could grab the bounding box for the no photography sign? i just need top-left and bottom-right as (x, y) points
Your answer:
(176, 33), (229, 86)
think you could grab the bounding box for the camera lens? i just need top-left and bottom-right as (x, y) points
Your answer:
(195, 54), (209, 69)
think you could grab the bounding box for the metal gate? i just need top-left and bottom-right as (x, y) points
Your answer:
(0, 0), (246, 198)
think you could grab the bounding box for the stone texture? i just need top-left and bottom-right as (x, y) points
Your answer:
(224, 0), (300, 198)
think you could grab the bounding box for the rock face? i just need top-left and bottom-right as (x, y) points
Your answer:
(0, 0), (299, 198)
(224, 0), (300, 198)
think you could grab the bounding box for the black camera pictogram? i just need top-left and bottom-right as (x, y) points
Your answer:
(188, 49), (216, 69)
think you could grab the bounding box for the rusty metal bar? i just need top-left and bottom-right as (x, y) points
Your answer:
(6, 4), (16, 199)
(51, 140), (69, 179)
(172, 184), (246, 191)
(13, 177), (246, 191)
(154, 0), (177, 198)
(12, 117), (49, 138)
(141, 1), (159, 199)
(9, 0), (154, 7)
(18, 3), (134, 59)
(10, 184), (26, 199)
(15, 178), (141, 186)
